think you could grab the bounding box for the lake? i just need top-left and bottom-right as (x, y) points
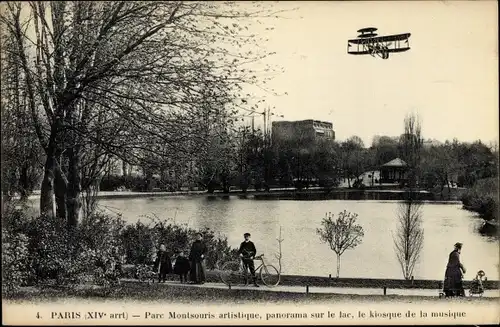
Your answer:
(95, 196), (499, 280)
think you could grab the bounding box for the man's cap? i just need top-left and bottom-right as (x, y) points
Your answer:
(244, 232), (251, 237)
(454, 242), (463, 249)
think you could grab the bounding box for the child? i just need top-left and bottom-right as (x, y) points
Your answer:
(173, 250), (190, 283)
(154, 244), (172, 283)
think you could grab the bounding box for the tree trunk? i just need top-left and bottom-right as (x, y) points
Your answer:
(336, 254), (341, 278)
(54, 166), (67, 222)
(40, 154), (56, 217)
(66, 147), (81, 231)
(19, 164), (29, 201)
(122, 160), (128, 177)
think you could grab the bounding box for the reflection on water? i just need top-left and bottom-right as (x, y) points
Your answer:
(93, 197), (499, 280)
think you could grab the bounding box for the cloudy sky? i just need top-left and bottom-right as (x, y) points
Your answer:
(240, 1), (498, 146)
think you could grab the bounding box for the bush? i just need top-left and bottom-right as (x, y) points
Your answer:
(2, 205), (237, 293)
(2, 229), (30, 295)
(120, 221), (157, 265)
(353, 179), (365, 189)
(461, 177), (499, 221)
(120, 215), (238, 270)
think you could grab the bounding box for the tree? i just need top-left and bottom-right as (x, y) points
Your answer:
(398, 114), (423, 189)
(316, 210), (364, 278)
(1, 2), (283, 234)
(371, 136), (399, 166)
(275, 225), (284, 273)
(1, 29), (44, 203)
(340, 137), (365, 187)
(420, 143), (457, 196)
(393, 199), (424, 280)
(393, 114), (425, 279)
(195, 124), (238, 193)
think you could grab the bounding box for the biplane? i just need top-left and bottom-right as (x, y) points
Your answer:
(347, 27), (411, 59)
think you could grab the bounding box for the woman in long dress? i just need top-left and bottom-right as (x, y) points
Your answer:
(443, 242), (466, 297)
(189, 232), (207, 284)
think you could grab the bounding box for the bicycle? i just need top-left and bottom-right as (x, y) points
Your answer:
(219, 254), (280, 287)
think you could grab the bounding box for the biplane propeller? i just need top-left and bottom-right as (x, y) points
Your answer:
(347, 27), (411, 59)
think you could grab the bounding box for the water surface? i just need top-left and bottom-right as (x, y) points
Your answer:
(96, 196), (499, 280)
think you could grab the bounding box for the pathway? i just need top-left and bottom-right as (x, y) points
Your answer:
(121, 279), (500, 298)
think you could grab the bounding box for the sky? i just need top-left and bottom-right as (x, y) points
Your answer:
(239, 1), (498, 146)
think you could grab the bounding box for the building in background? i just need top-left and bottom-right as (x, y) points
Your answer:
(271, 119), (335, 144)
(379, 158), (408, 184)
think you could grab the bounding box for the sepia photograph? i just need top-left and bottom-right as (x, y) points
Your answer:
(1, 0), (498, 325)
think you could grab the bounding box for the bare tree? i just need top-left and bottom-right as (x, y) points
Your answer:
(393, 199), (424, 280)
(1, 29), (44, 203)
(317, 210), (364, 278)
(275, 225), (284, 273)
(1, 2), (285, 235)
(399, 113), (423, 189)
(394, 114), (425, 279)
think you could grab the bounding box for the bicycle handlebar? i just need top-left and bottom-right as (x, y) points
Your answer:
(240, 253), (264, 259)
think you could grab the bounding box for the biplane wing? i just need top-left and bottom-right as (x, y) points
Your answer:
(347, 33), (411, 55)
(348, 33), (411, 44)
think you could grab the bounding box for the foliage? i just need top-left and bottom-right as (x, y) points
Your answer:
(461, 177), (499, 221)
(120, 221), (157, 265)
(1, 229), (30, 295)
(120, 215), (237, 270)
(316, 210), (364, 278)
(1, 1), (284, 231)
(420, 140), (498, 194)
(393, 199), (424, 280)
(1, 204), (237, 293)
(272, 137), (341, 189)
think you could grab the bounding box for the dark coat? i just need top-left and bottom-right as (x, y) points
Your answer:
(189, 240), (207, 262)
(154, 250), (172, 274)
(189, 240), (207, 283)
(174, 255), (190, 275)
(443, 249), (465, 296)
(238, 241), (257, 259)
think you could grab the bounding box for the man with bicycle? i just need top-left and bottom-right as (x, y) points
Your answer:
(238, 233), (259, 287)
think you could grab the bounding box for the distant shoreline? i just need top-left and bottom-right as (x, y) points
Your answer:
(25, 188), (463, 203)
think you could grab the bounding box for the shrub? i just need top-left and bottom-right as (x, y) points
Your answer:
(1, 229), (30, 295)
(120, 215), (237, 269)
(120, 221), (157, 265)
(461, 177), (498, 221)
(24, 213), (84, 284)
(2, 204), (236, 293)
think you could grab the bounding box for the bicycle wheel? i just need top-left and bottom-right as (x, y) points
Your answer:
(219, 261), (247, 286)
(260, 264), (280, 287)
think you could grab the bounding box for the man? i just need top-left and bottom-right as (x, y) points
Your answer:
(443, 242), (466, 297)
(238, 233), (259, 287)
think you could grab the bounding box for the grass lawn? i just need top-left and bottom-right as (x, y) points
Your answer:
(4, 280), (497, 305)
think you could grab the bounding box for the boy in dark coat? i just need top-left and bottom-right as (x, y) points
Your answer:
(154, 244), (172, 283)
(238, 232), (259, 287)
(173, 250), (190, 283)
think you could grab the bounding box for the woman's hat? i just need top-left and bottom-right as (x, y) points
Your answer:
(195, 232), (203, 237)
(454, 242), (463, 249)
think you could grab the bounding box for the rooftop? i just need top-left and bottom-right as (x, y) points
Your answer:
(382, 158), (408, 167)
